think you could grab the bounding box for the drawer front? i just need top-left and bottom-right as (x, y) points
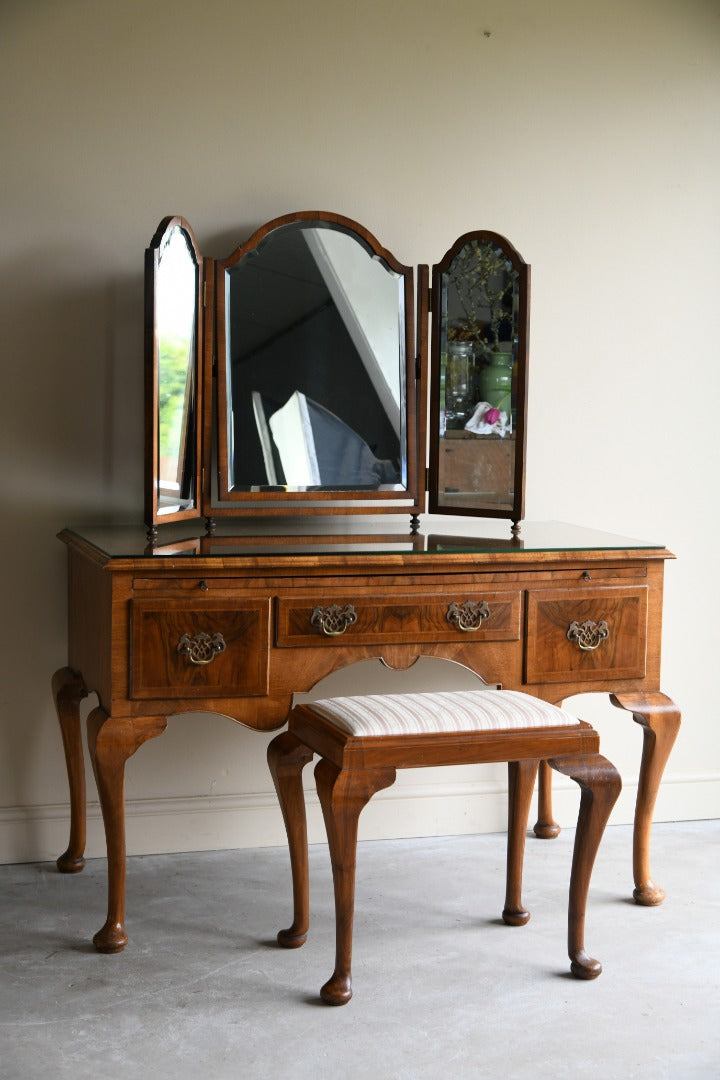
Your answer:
(525, 586), (648, 684)
(133, 577), (256, 593)
(276, 591), (521, 647)
(131, 598), (270, 699)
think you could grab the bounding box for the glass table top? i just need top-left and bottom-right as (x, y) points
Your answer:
(60, 519), (666, 560)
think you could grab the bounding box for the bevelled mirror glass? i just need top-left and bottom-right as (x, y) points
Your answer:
(144, 217), (202, 532)
(428, 231), (529, 527)
(214, 212), (420, 514)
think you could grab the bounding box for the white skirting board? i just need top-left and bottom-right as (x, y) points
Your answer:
(1, 772), (718, 865)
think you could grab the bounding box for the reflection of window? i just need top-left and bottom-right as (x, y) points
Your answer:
(253, 391), (398, 489)
(156, 227), (196, 508)
(158, 335), (193, 495)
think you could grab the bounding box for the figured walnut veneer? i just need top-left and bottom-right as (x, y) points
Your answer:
(53, 528), (679, 951)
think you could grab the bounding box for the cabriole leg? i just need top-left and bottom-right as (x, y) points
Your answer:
(52, 667), (89, 873)
(314, 759), (395, 1005)
(611, 692), (681, 905)
(550, 752), (622, 980)
(87, 708), (167, 953)
(267, 731), (314, 948)
(534, 759), (561, 839)
(503, 759), (539, 925)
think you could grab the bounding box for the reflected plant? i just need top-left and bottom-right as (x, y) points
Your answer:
(447, 241), (516, 354)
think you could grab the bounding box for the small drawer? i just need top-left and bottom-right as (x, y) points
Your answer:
(275, 591), (521, 647)
(133, 577), (249, 593)
(130, 598), (270, 699)
(522, 564), (648, 584)
(525, 586), (648, 684)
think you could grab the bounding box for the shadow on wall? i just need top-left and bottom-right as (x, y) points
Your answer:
(201, 222), (265, 258)
(0, 244), (145, 817)
(2, 248), (144, 522)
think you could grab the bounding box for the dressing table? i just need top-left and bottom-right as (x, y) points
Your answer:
(54, 213), (679, 951)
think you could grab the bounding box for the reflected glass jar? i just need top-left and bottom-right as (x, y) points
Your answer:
(444, 341), (474, 428)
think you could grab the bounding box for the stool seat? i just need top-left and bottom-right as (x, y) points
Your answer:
(308, 689), (582, 736)
(268, 687), (621, 1005)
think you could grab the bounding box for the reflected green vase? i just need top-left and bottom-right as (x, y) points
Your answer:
(480, 351), (513, 414)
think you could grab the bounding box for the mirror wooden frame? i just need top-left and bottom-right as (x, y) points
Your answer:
(144, 216), (204, 538)
(144, 213), (529, 537)
(211, 211), (422, 519)
(427, 231), (530, 529)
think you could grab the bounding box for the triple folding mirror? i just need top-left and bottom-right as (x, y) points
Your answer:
(145, 212), (529, 537)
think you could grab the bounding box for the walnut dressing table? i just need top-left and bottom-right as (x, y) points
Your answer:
(54, 520), (679, 953)
(54, 212), (679, 950)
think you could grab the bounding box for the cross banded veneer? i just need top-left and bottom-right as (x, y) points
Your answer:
(268, 689), (622, 1005)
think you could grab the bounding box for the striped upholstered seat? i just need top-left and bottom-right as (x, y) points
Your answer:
(307, 689), (581, 737)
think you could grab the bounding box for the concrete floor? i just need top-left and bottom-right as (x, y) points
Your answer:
(2, 820), (718, 1080)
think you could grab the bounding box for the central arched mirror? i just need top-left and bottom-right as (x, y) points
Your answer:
(214, 212), (419, 514)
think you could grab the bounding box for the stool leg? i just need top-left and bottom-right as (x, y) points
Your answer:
(503, 759), (539, 926)
(267, 732), (314, 948)
(315, 759), (395, 1005)
(549, 753), (622, 980)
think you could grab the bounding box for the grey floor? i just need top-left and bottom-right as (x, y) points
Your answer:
(2, 821), (718, 1080)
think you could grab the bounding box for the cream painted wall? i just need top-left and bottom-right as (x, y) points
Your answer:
(1, 0), (719, 864)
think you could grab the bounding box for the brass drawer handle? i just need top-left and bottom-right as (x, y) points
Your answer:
(310, 604), (358, 637)
(567, 620), (609, 651)
(447, 600), (491, 632)
(177, 631), (227, 665)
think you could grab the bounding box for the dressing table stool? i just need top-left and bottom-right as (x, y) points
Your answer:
(268, 688), (621, 1005)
